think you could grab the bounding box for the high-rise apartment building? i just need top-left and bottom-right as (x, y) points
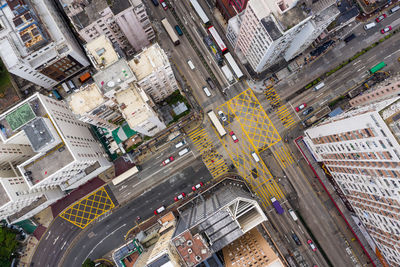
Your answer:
(61, 0), (155, 56)
(68, 83), (124, 131)
(0, 92), (112, 223)
(303, 97), (400, 266)
(228, 0), (339, 73)
(0, 0), (89, 88)
(129, 43), (178, 103)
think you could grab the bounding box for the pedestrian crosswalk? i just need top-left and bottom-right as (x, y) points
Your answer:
(188, 128), (229, 178)
(272, 145), (295, 169)
(264, 86), (296, 129)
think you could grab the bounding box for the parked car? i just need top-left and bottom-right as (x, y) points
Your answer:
(381, 26), (392, 34)
(159, 0), (167, 10)
(218, 110), (227, 122)
(295, 103), (307, 112)
(174, 192), (186, 201)
(154, 206), (166, 215)
(307, 239), (317, 251)
(162, 156), (174, 166)
(192, 182), (204, 191)
(302, 107), (314, 116)
(292, 233), (301, 246)
(229, 131), (239, 143)
(375, 14), (387, 22)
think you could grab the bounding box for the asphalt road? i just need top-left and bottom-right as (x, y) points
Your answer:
(62, 158), (212, 267)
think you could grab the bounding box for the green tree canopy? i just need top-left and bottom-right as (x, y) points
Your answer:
(82, 258), (95, 267)
(0, 227), (18, 267)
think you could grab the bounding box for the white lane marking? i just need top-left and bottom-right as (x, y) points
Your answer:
(60, 241), (67, 250)
(45, 231), (51, 240)
(356, 66), (366, 72)
(86, 224), (126, 259)
(352, 59), (361, 65)
(53, 236), (59, 245)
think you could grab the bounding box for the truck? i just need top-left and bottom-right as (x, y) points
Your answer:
(271, 197), (284, 214)
(221, 65), (234, 83)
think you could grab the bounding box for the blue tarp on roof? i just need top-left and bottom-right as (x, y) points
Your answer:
(329, 107), (343, 117)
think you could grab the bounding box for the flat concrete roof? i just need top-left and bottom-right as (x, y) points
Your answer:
(0, 182), (10, 208)
(115, 87), (153, 127)
(93, 59), (135, 94)
(68, 83), (105, 116)
(128, 44), (167, 80)
(70, 0), (109, 29)
(23, 117), (56, 152)
(86, 35), (119, 68)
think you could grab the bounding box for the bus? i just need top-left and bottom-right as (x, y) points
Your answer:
(271, 197), (284, 214)
(189, 0), (210, 24)
(369, 61), (386, 74)
(207, 110), (226, 137)
(112, 166), (140, 186)
(208, 26), (227, 53)
(161, 18), (180, 45)
(224, 52), (243, 78)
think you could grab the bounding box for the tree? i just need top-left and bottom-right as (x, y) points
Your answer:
(82, 258), (95, 267)
(0, 227), (18, 267)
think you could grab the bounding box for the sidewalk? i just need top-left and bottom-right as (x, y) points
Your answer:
(294, 136), (382, 267)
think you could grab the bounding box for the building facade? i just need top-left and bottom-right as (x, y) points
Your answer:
(0, 92), (112, 223)
(303, 98), (400, 266)
(0, 0), (89, 88)
(129, 43), (178, 103)
(216, 0), (248, 20)
(228, 0), (339, 73)
(61, 0), (154, 56)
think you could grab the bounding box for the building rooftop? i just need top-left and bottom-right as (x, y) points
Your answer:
(109, 0), (132, 15)
(93, 59), (136, 94)
(22, 117), (57, 152)
(128, 44), (168, 80)
(0, 183), (11, 209)
(86, 35), (120, 69)
(115, 86), (153, 128)
(147, 226), (176, 266)
(68, 83), (106, 116)
(222, 228), (284, 267)
(69, 0), (109, 29)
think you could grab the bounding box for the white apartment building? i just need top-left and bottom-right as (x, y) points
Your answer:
(0, 93), (112, 222)
(228, 0), (339, 73)
(129, 43), (178, 103)
(115, 85), (166, 137)
(0, 0), (89, 88)
(303, 97), (400, 266)
(61, 0), (155, 56)
(68, 83), (124, 131)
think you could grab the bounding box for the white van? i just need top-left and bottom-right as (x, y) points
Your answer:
(288, 209), (298, 221)
(313, 82), (325, 91)
(187, 60), (195, 70)
(61, 82), (71, 93)
(364, 22), (376, 30)
(178, 148), (190, 156)
(175, 140), (185, 149)
(251, 152), (260, 162)
(390, 5), (400, 13)
(203, 86), (211, 97)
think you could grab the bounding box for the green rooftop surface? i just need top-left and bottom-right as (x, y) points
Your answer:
(6, 103), (36, 131)
(112, 123), (137, 144)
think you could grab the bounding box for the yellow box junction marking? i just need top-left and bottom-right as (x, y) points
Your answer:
(188, 128), (229, 178)
(221, 88), (281, 152)
(265, 86), (296, 129)
(60, 187), (115, 229)
(216, 88), (284, 208)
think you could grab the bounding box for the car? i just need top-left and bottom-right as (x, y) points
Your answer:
(218, 110), (227, 122)
(302, 107), (314, 116)
(192, 182), (204, 191)
(159, 0), (167, 10)
(292, 233), (301, 246)
(174, 192), (186, 201)
(154, 206), (166, 215)
(307, 239), (317, 251)
(295, 103), (307, 112)
(375, 14), (387, 22)
(381, 26), (392, 34)
(162, 156), (174, 166)
(229, 131), (239, 143)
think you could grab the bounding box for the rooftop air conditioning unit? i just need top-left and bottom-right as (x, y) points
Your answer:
(187, 240), (193, 247)
(187, 248), (192, 254)
(195, 255), (202, 262)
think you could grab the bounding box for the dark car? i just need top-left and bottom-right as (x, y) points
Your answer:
(344, 33), (356, 43)
(206, 78), (216, 90)
(302, 107), (314, 116)
(251, 168), (258, 178)
(175, 25), (183, 36)
(292, 233), (301, 245)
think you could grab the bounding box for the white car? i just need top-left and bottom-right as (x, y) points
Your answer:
(218, 110), (227, 121)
